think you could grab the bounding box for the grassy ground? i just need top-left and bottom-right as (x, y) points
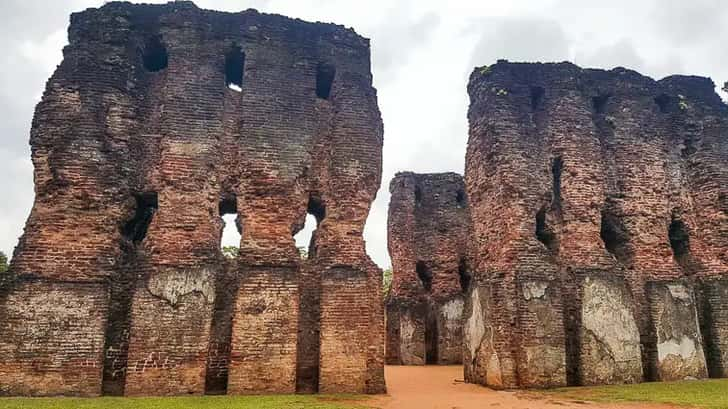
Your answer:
(0, 394), (371, 409)
(544, 378), (728, 409)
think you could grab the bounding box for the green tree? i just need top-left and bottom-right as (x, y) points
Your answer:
(382, 267), (393, 299)
(0, 251), (7, 273)
(298, 246), (308, 260)
(221, 245), (238, 259)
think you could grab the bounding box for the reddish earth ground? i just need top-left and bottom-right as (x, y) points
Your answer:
(369, 366), (680, 409)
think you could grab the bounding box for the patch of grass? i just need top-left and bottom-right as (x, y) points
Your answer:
(544, 378), (728, 409)
(0, 394), (371, 409)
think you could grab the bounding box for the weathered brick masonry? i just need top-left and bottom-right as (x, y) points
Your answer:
(0, 1), (384, 396)
(463, 61), (727, 388)
(386, 172), (472, 365)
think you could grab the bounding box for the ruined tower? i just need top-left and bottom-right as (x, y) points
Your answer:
(386, 172), (472, 365)
(464, 61), (728, 388)
(0, 1), (384, 396)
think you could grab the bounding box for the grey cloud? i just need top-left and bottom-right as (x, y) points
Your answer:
(469, 18), (570, 69)
(652, 0), (728, 46)
(575, 39), (646, 71)
(369, 9), (441, 84)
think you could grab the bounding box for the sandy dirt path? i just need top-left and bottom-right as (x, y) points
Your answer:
(368, 365), (681, 409)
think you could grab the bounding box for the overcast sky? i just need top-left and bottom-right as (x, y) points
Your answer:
(1, 0), (726, 269)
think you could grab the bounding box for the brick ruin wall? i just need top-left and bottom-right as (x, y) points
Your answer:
(386, 172), (472, 365)
(463, 61), (728, 388)
(0, 1), (385, 396)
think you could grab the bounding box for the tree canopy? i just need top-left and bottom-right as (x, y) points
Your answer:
(382, 267), (392, 299)
(0, 252), (8, 273)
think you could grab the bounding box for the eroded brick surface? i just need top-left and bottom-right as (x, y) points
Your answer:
(386, 172), (472, 365)
(464, 61), (727, 388)
(0, 1), (384, 396)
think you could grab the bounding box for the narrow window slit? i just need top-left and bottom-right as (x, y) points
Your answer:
(225, 45), (245, 92)
(600, 208), (631, 264)
(456, 189), (466, 208)
(293, 194), (326, 260)
(668, 218), (691, 269)
(414, 186), (423, 205)
(141, 36), (168, 72)
(592, 94), (610, 114)
(316, 63), (335, 100)
(122, 192), (158, 243)
(219, 195), (241, 257)
(530, 86), (545, 111)
(458, 258), (471, 293)
(654, 94), (672, 113)
(535, 206), (557, 252)
(416, 261), (432, 292)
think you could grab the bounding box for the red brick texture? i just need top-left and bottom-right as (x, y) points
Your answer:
(386, 172), (472, 365)
(463, 61), (727, 388)
(0, 1), (384, 396)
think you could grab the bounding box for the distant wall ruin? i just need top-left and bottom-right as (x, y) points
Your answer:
(463, 61), (728, 388)
(386, 172), (472, 365)
(0, 1), (384, 397)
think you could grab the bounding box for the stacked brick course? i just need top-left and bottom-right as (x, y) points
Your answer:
(386, 172), (472, 365)
(0, 1), (384, 396)
(464, 61), (728, 388)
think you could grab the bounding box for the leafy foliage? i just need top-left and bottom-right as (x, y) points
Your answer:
(221, 246), (238, 259)
(478, 65), (491, 75)
(0, 251), (7, 273)
(382, 267), (392, 299)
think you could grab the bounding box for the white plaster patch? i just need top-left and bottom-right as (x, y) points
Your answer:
(522, 281), (548, 300)
(168, 141), (209, 155)
(486, 352), (502, 386)
(525, 345), (565, 374)
(582, 277), (642, 363)
(441, 298), (464, 332)
(147, 268), (215, 306)
(667, 284), (691, 302)
(400, 315), (415, 344)
(465, 289), (485, 359)
(399, 313), (423, 365)
(658, 335), (697, 362)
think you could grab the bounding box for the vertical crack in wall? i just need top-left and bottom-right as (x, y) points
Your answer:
(102, 192), (158, 395)
(296, 193), (326, 392)
(205, 194), (240, 395)
(425, 303), (439, 365)
(697, 282), (724, 378)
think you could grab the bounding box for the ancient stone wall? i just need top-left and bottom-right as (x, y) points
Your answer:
(464, 61), (727, 388)
(386, 172), (472, 365)
(0, 1), (384, 396)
